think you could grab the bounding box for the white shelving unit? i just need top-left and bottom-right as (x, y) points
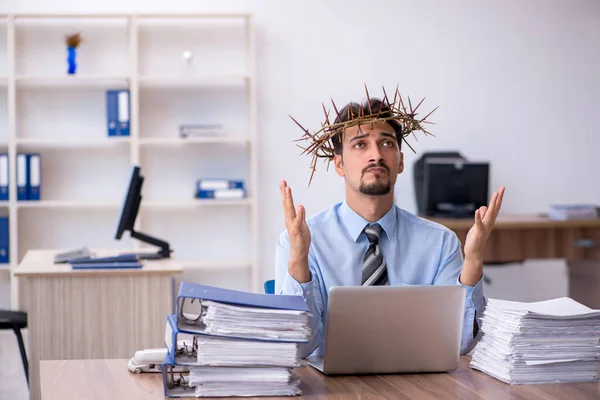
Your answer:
(0, 13), (258, 308)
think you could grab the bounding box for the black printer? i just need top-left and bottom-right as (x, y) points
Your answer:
(413, 152), (489, 218)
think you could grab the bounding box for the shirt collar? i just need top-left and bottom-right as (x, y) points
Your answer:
(339, 201), (397, 242)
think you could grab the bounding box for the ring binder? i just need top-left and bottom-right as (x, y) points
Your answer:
(175, 282), (310, 342)
(165, 366), (189, 389)
(162, 355), (194, 398)
(178, 298), (203, 326)
(175, 336), (198, 358)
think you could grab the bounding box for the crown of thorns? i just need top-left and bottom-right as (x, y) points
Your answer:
(289, 84), (438, 186)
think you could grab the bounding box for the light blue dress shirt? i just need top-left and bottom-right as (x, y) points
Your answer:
(275, 201), (485, 358)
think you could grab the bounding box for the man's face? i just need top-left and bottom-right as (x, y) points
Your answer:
(334, 121), (404, 196)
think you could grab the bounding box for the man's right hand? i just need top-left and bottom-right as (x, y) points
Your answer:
(280, 180), (311, 283)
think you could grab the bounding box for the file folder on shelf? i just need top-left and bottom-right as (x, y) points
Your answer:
(27, 153), (41, 201)
(16, 154), (27, 201)
(176, 282), (310, 342)
(0, 153), (8, 201)
(106, 89), (130, 137)
(196, 179), (244, 191)
(0, 217), (9, 263)
(196, 188), (246, 200)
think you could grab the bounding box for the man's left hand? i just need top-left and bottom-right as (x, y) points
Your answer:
(460, 186), (506, 286)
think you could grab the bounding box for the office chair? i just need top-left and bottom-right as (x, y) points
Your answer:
(264, 279), (275, 294)
(0, 310), (28, 385)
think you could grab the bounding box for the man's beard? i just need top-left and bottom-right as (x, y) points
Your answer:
(359, 179), (391, 196)
(359, 163), (391, 195)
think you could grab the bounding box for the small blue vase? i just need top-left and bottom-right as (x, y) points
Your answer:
(67, 46), (77, 74)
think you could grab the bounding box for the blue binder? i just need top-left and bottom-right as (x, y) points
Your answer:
(0, 217), (9, 263)
(106, 90), (118, 136)
(27, 153), (41, 201)
(161, 354), (192, 398)
(16, 154), (27, 201)
(176, 282), (309, 341)
(196, 188), (246, 199)
(0, 153), (8, 201)
(164, 314), (201, 366)
(117, 89), (130, 136)
(164, 313), (303, 366)
(106, 89), (130, 136)
(196, 179), (244, 191)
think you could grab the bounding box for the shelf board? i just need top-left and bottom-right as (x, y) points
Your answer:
(139, 75), (248, 89)
(0, 77), (7, 87)
(15, 75), (129, 89)
(17, 201), (121, 209)
(14, 13), (251, 19)
(15, 199), (251, 209)
(0, 264), (10, 271)
(139, 136), (249, 145)
(17, 137), (131, 148)
(143, 198), (252, 209)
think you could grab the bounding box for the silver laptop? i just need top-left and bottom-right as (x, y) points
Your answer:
(307, 285), (466, 375)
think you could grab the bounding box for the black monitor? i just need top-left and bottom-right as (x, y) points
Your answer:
(115, 165), (172, 259)
(422, 159), (489, 218)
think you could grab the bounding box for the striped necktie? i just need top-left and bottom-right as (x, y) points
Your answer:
(361, 224), (389, 286)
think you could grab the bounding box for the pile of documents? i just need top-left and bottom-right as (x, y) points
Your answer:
(470, 297), (600, 384)
(161, 282), (311, 397)
(189, 367), (301, 397)
(548, 204), (598, 220)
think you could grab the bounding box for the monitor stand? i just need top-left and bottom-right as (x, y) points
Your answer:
(124, 229), (172, 259)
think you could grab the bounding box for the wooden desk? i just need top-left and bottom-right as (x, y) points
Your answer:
(39, 358), (600, 400)
(426, 214), (600, 308)
(14, 249), (183, 400)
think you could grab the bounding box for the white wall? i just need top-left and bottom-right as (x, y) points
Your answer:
(2, 0), (599, 299)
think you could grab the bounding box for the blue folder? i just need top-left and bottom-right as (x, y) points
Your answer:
(176, 282), (310, 342)
(161, 354), (192, 398)
(164, 314), (201, 366)
(0, 217), (8, 263)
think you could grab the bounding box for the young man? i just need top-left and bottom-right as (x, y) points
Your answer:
(275, 97), (505, 359)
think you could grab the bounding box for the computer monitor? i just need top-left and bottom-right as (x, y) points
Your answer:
(115, 165), (172, 259)
(423, 159), (489, 218)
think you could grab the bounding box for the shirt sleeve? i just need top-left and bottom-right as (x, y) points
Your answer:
(274, 230), (325, 359)
(433, 230), (486, 355)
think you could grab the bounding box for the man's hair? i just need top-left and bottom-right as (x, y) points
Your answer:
(331, 98), (403, 155)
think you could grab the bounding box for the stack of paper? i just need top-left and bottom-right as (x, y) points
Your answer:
(200, 300), (310, 341)
(162, 282), (311, 397)
(470, 297), (600, 384)
(189, 367), (301, 397)
(548, 204), (598, 220)
(195, 335), (303, 367)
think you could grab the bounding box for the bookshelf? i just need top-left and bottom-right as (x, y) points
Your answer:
(0, 13), (258, 308)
